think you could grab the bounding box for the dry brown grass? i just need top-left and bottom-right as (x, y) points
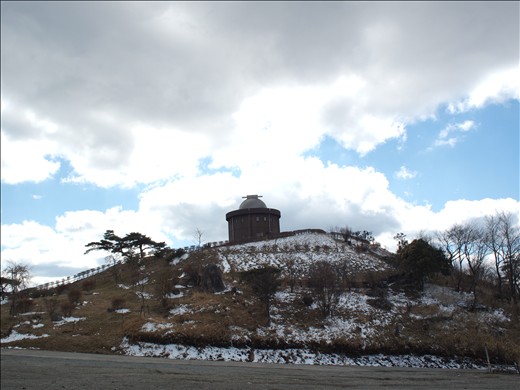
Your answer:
(393, 309), (520, 363)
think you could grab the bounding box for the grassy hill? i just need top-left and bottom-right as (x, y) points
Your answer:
(1, 231), (519, 369)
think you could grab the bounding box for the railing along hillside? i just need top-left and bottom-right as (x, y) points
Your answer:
(29, 230), (353, 291)
(32, 260), (123, 291)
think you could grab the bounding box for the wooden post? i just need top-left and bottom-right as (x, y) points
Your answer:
(484, 345), (492, 373)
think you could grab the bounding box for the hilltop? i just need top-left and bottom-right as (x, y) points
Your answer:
(1, 231), (519, 371)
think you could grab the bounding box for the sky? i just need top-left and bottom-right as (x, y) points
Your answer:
(1, 1), (519, 286)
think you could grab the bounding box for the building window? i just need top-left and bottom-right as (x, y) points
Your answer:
(256, 217), (260, 222)
(263, 217), (267, 221)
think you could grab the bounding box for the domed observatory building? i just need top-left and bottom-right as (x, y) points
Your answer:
(226, 195), (281, 243)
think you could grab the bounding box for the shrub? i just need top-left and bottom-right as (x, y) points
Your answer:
(81, 279), (96, 292)
(111, 298), (126, 310)
(55, 284), (68, 295)
(307, 261), (342, 318)
(37, 288), (56, 298)
(201, 264), (225, 293)
(395, 239), (451, 290)
(240, 266), (281, 326)
(183, 263), (202, 287)
(302, 295), (314, 307)
(27, 288), (43, 299)
(367, 297), (393, 311)
(11, 296), (34, 314)
(44, 298), (60, 321)
(160, 297), (173, 311)
(354, 244), (369, 253)
(60, 301), (75, 317)
(154, 267), (176, 301)
(67, 288), (82, 305)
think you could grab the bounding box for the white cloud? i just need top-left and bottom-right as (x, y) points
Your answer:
(1, 2), (519, 284)
(434, 120), (476, 148)
(448, 67), (520, 113)
(1, 206), (175, 286)
(212, 76), (407, 170)
(1, 3), (518, 187)
(0, 220), (99, 285)
(0, 101), (64, 183)
(395, 166), (417, 180)
(1, 131), (61, 184)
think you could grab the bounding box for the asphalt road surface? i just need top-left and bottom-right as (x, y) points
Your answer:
(1, 349), (518, 389)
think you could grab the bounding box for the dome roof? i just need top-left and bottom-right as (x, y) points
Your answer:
(239, 195), (267, 209)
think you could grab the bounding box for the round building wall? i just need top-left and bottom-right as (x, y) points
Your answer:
(226, 207), (281, 243)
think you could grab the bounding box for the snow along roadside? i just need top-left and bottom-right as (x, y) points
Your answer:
(119, 337), (493, 370)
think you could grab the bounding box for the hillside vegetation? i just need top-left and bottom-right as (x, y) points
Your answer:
(1, 232), (519, 369)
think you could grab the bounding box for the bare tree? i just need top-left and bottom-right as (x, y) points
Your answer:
(460, 225), (488, 309)
(339, 226), (354, 244)
(308, 261), (342, 318)
(439, 215), (519, 310)
(481, 212), (520, 308)
(193, 228), (204, 250)
(43, 297), (61, 321)
(337, 257), (356, 292)
(154, 267), (177, 310)
(2, 261), (31, 292)
(484, 214), (506, 296)
(437, 224), (472, 292)
(127, 261), (149, 317)
(497, 212), (520, 307)
(2, 261), (32, 316)
(105, 255), (122, 283)
(241, 266), (281, 326)
(1, 275), (19, 298)
(284, 257), (300, 293)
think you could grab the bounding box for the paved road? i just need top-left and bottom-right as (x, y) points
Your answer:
(1, 349), (518, 389)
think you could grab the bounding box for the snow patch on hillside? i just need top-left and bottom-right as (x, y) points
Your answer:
(216, 232), (388, 274)
(169, 304), (193, 316)
(1, 331), (49, 343)
(136, 291), (154, 300)
(142, 322), (175, 332)
(53, 316), (86, 327)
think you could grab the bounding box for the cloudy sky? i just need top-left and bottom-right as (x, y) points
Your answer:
(1, 2), (519, 285)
